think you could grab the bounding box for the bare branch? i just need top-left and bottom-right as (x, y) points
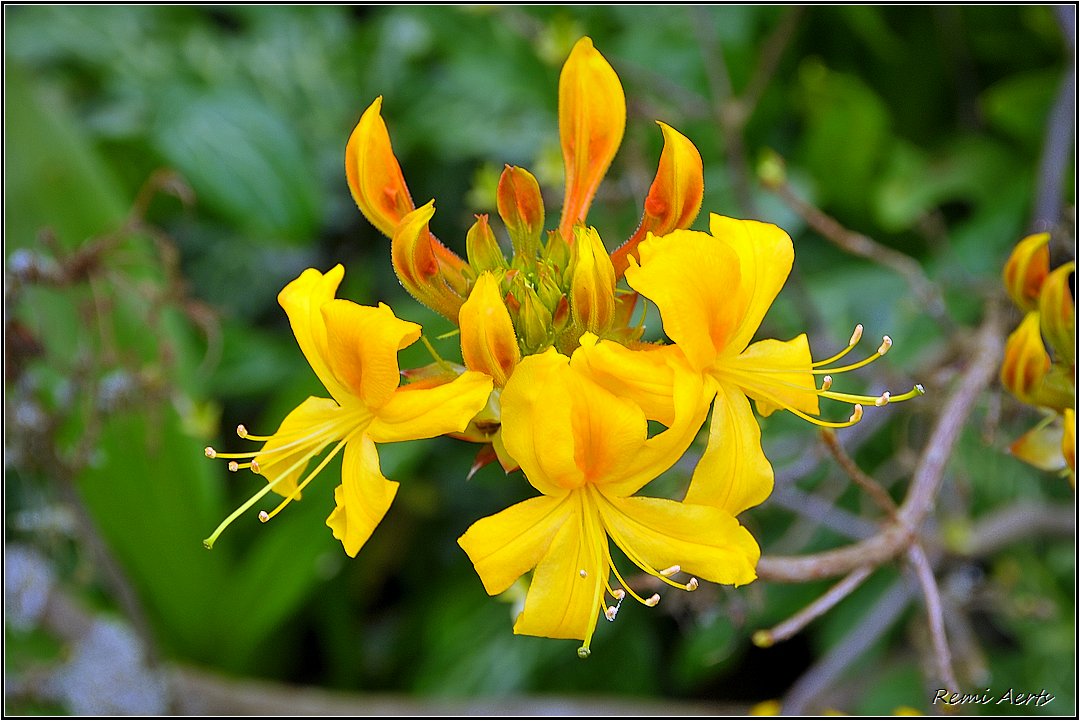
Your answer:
(753, 565), (874, 647)
(906, 544), (959, 691)
(820, 429), (899, 518)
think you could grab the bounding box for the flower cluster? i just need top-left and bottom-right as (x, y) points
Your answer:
(1000, 232), (1076, 485)
(203, 37), (920, 655)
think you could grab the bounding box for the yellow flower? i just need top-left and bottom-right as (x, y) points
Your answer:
(458, 342), (759, 656)
(624, 214), (922, 511)
(204, 265), (493, 556)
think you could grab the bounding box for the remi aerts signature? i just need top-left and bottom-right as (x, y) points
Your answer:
(933, 688), (1055, 707)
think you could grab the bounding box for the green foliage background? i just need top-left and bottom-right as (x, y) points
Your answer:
(5, 5), (1074, 713)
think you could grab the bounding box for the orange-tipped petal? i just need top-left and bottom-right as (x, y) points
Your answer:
(1002, 232), (1050, 312)
(568, 226), (617, 337)
(611, 122), (704, 278)
(459, 272), (521, 387)
(1000, 311), (1050, 406)
(558, 37), (626, 240)
(466, 214), (508, 273)
(345, 97), (416, 239)
(497, 165), (546, 262)
(391, 202), (469, 321)
(1038, 262), (1075, 365)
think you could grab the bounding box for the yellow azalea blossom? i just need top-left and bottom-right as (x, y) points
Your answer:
(624, 214), (922, 511)
(204, 265), (493, 556)
(458, 343), (759, 656)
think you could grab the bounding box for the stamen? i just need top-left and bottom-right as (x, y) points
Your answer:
(659, 565), (681, 577)
(258, 511), (269, 522)
(228, 461), (239, 472)
(250, 460), (261, 474)
(261, 431), (358, 522)
(875, 391), (891, 407)
(812, 325), (863, 368)
(821, 375), (833, 391)
(236, 424), (248, 438)
(849, 405), (863, 423)
(685, 577), (699, 591)
(644, 594), (660, 607)
(204, 446), (217, 458)
(849, 324), (864, 346)
(605, 606), (619, 621)
(579, 569), (588, 578)
(577, 646), (591, 659)
(611, 589), (626, 601)
(877, 336), (893, 355)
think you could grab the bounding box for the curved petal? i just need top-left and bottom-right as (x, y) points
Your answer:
(1001, 311), (1050, 406)
(558, 37), (626, 239)
(345, 96), (416, 238)
(325, 435), (398, 558)
(683, 383), (774, 515)
(255, 396), (347, 498)
(513, 492), (606, 642)
(457, 493), (573, 596)
(1002, 231), (1050, 312)
(367, 370), (494, 443)
(458, 272), (520, 387)
(320, 300), (421, 410)
(1009, 416), (1067, 472)
(726, 334), (819, 417)
(625, 229), (743, 372)
(709, 214), (795, 354)
(597, 493), (760, 587)
(611, 122), (704, 278)
(277, 265), (350, 403)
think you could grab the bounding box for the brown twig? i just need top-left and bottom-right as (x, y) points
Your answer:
(753, 565), (874, 648)
(906, 544), (959, 691)
(757, 304), (1004, 582)
(820, 429), (899, 518)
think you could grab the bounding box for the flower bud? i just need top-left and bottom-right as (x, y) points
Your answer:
(466, 214), (507, 273)
(1003, 232), (1050, 312)
(345, 97), (415, 238)
(459, 272), (520, 387)
(391, 202), (468, 321)
(497, 165), (546, 264)
(1000, 311), (1049, 406)
(569, 226), (616, 336)
(515, 280), (553, 354)
(543, 229), (571, 275)
(1037, 262), (1075, 365)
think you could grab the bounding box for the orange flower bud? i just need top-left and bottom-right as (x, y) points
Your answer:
(1038, 262), (1075, 365)
(1000, 311), (1050, 406)
(466, 214), (507, 273)
(558, 37), (626, 241)
(569, 226), (616, 337)
(345, 97), (415, 238)
(611, 122), (704, 278)
(497, 165), (546, 263)
(542, 229), (571, 275)
(391, 202), (469, 321)
(514, 280), (553, 353)
(459, 272), (520, 387)
(1003, 232), (1050, 312)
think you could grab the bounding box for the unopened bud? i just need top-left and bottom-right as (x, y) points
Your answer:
(513, 280), (553, 354)
(459, 272), (520, 387)
(466, 214), (507, 273)
(543, 229), (571, 273)
(756, 147), (788, 190)
(391, 201), (469, 321)
(497, 165), (546, 264)
(1037, 262), (1075, 365)
(1003, 232), (1050, 312)
(1001, 311), (1050, 406)
(569, 226), (616, 336)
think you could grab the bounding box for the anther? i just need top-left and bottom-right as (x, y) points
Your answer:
(258, 511), (269, 523)
(849, 405), (864, 423)
(250, 460), (261, 474)
(877, 336), (893, 355)
(228, 461), (239, 472)
(915, 384), (925, 394)
(821, 375), (833, 391)
(577, 646), (591, 659)
(204, 446), (217, 458)
(659, 565), (681, 577)
(612, 589), (626, 601)
(605, 606), (619, 621)
(875, 391), (891, 407)
(236, 424), (249, 438)
(644, 593), (660, 607)
(849, 324), (864, 346)
(685, 577), (699, 591)
(579, 569), (588, 578)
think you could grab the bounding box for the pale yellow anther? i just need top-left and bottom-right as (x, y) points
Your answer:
(659, 565), (681, 577)
(204, 446), (217, 458)
(604, 606), (619, 621)
(250, 460), (261, 474)
(579, 569), (588, 578)
(228, 461), (239, 472)
(258, 510), (269, 523)
(644, 593), (660, 607)
(878, 336), (893, 355)
(612, 589), (626, 601)
(849, 404), (864, 423)
(685, 577), (699, 591)
(915, 384), (925, 395)
(849, 324), (864, 346)
(236, 424), (249, 438)
(821, 375), (833, 391)
(875, 391), (891, 407)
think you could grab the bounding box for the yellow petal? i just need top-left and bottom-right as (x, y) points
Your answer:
(1063, 408), (1075, 486)
(1009, 416), (1067, 472)
(625, 229), (742, 372)
(597, 492), (760, 587)
(254, 396), (346, 498)
(513, 492), (606, 642)
(320, 300), (421, 410)
(708, 214), (795, 354)
(1002, 232), (1050, 312)
(277, 265), (351, 404)
(1000, 311), (1050, 406)
(391, 202), (470, 322)
(558, 37), (626, 240)
(457, 493), (573, 596)
(1037, 262), (1075, 365)
(683, 383), (774, 515)
(568, 226), (617, 336)
(325, 435), (398, 557)
(345, 97), (416, 238)
(728, 334), (820, 417)
(458, 272), (520, 387)
(611, 122), (704, 278)
(497, 165), (546, 262)
(367, 370), (494, 443)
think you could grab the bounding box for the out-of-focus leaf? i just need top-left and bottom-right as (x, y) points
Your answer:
(981, 69), (1060, 147)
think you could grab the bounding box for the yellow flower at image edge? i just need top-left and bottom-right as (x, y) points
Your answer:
(458, 344), (760, 656)
(203, 265), (493, 556)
